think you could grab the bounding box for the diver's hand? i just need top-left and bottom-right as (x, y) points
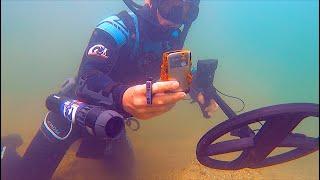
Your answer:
(197, 92), (219, 118)
(122, 81), (186, 120)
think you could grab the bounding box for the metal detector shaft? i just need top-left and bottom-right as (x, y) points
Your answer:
(196, 59), (254, 137)
(208, 86), (237, 119)
(196, 59), (236, 118)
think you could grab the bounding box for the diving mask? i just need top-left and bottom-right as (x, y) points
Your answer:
(158, 0), (200, 24)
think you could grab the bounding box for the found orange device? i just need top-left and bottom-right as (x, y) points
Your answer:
(160, 50), (193, 92)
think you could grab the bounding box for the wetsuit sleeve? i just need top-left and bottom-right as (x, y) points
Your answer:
(76, 28), (130, 116)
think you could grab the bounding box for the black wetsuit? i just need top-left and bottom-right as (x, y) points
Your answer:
(7, 8), (184, 180)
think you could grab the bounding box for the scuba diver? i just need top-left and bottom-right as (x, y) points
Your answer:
(1, 0), (219, 179)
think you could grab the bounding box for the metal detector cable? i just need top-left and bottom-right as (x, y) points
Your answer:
(214, 87), (246, 113)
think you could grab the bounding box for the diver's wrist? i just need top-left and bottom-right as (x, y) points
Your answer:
(112, 84), (132, 118)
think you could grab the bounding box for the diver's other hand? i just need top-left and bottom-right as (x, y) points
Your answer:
(197, 92), (219, 118)
(122, 81), (186, 120)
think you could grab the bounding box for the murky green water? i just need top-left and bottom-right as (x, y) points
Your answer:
(1, 0), (319, 179)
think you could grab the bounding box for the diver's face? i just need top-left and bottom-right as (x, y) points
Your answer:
(156, 0), (199, 28)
